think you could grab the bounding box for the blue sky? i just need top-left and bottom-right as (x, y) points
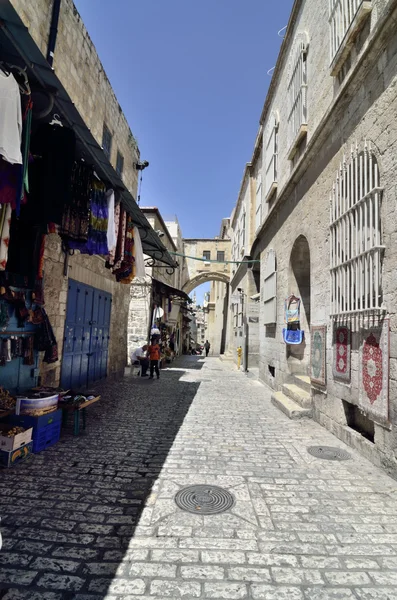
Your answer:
(74, 0), (293, 242)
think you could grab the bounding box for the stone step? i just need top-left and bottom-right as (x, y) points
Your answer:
(282, 383), (312, 408)
(271, 391), (312, 420)
(292, 374), (311, 393)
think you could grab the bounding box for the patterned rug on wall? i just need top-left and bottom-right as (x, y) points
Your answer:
(358, 318), (389, 423)
(332, 325), (351, 382)
(311, 325), (327, 386)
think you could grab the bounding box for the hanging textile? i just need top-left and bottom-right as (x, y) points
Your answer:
(133, 226), (146, 277)
(106, 189), (116, 253)
(112, 205), (126, 271)
(0, 204), (11, 271)
(0, 72), (22, 165)
(16, 98), (33, 216)
(107, 201), (121, 267)
(68, 180), (108, 255)
(59, 161), (92, 242)
(36, 307), (58, 364)
(6, 206), (46, 283)
(29, 124), (76, 225)
(0, 158), (27, 210)
(114, 215), (136, 283)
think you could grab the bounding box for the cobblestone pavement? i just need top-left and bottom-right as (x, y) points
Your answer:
(1, 357), (397, 600)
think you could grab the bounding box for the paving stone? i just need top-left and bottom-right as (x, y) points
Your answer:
(271, 567), (325, 584)
(303, 590), (357, 600)
(353, 590), (397, 600)
(88, 577), (146, 594)
(180, 565), (225, 579)
(129, 562), (177, 578)
(204, 581), (247, 599)
(0, 568), (37, 585)
(228, 566), (271, 582)
(251, 586), (304, 600)
(0, 591), (62, 600)
(201, 550), (247, 564)
(0, 552), (33, 567)
(36, 573), (85, 591)
(150, 579), (201, 597)
(151, 549), (199, 563)
(30, 557), (81, 573)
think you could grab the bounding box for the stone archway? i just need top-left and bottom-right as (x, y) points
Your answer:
(182, 272), (230, 295)
(287, 235), (311, 374)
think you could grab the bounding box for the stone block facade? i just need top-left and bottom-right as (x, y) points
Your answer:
(244, 0), (397, 474)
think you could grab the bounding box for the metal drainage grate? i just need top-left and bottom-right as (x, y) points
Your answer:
(175, 485), (235, 515)
(308, 446), (351, 461)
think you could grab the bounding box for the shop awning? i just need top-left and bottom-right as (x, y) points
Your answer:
(152, 278), (191, 303)
(0, 2), (177, 268)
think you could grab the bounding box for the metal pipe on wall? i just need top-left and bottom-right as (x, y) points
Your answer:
(47, 0), (61, 67)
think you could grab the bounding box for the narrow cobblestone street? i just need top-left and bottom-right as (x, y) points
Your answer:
(1, 357), (397, 599)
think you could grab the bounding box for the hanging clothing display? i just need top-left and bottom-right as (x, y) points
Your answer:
(15, 98), (33, 216)
(28, 123), (76, 225)
(0, 158), (27, 210)
(68, 180), (108, 255)
(112, 205), (126, 271)
(133, 226), (146, 277)
(6, 206), (45, 283)
(115, 215), (136, 284)
(107, 201), (121, 266)
(59, 161), (92, 242)
(106, 189), (116, 253)
(35, 307), (58, 364)
(0, 203), (11, 271)
(0, 71), (22, 165)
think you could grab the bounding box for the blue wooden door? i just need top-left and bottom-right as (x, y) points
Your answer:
(61, 280), (112, 390)
(0, 309), (38, 394)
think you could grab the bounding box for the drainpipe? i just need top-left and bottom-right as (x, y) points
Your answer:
(47, 0), (62, 67)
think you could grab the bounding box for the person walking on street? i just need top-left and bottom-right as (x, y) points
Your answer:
(204, 340), (211, 357)
(147, 338), (161, 379)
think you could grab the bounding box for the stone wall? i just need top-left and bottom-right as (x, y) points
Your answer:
(252, 0), (397, 474)
(10, 0), (140, 196)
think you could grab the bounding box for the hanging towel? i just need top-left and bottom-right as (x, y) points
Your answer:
(0, 72), (22, 164)
(106, 189), (116, 253)
(133, 226), (145, 277)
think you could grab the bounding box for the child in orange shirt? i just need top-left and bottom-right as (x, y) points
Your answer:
(147, 338), (161, 379)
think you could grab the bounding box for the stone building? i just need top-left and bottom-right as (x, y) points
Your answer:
(229, 0), (397, 474)
(128, 209), (188, 359)
(0, 0), (174, 389)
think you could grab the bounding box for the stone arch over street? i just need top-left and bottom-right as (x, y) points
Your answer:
(182, 271), (230, 295)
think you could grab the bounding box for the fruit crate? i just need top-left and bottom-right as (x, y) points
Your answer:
(32, 420), (61, 453)
(9, 409), (62, 431)
(0, 441), (33, 468)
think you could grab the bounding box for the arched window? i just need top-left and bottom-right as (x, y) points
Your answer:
(330, 142), (384, 316)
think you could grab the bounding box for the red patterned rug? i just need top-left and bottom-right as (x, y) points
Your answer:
(332, 326), (351, 382)
(358, 319), (389, 424)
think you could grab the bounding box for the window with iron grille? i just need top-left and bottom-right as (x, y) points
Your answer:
(217, 251), (225, 262)
(265, 112), (279, 200)
(116, 151), (124, 177)
(102, 124), (112, 159)
(329, 0), (372, 74)
(203, 250), (211, 261)
(287, 33), (308, 158)
(330, 142), (384, 317)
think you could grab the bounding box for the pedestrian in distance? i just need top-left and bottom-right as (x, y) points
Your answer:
(147, 337), (161, 379)
(130, 344), (149, 376)
(204, 340), (211, 357)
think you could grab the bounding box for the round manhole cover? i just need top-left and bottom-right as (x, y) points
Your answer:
(308, 446), (351, 461)
(175, 485), (235, 515)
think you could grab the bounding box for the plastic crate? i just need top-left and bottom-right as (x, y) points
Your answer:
(32, 421), (61, 453)
(0, 441), (33, 468)
(9, 409), (62, 431)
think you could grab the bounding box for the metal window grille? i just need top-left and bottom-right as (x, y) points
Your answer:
(217, 251), (225, 262)
(265, 113), (279, 198)
(203, 251), (211, 261)
(288, 36), (308, 149)
(263, 249), (277, 324)
(102, 124), (112, 159)
(255, 175), (262, 231)
(116, 151), (124, 177)
(330, 142), (384, 317)
(329, 0), (371, 64)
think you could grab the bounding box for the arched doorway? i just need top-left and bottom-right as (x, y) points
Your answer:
(287, 235), (311, 374)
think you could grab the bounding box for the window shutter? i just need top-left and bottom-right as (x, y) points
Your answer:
(263, 249), (277, 324)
